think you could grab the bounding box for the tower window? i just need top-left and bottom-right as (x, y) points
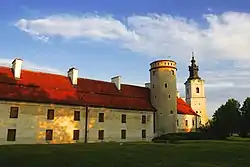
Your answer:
(169, 94), (171, 98)
(164, 83), (168, 88)
(171, 70), (175, 75)
(152, 71), (156, 75)
(152, 84), (154, 88)
(196, 87), (200, 93)
(170, 110), (173, 114)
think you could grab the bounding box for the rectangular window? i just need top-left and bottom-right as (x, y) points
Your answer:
(7, 129), (16, 141)
(74, 111), (80, 121)
(177, 119), (179, 126)
(185, 120), (188, 126)
(99, 113), (104, 122)
(10, 107), (19, 118)
(47, 109), (54, 120)
(142, 115), (146, 124)
(121, 114), (126, 123)
(46, 129), (53, 140)
(73, 130), (80, 140)
(98, 130), (104, 140)
(142, 130), (146, 139)
(192, 120), (195, 126)
(121, 130), (126, 139)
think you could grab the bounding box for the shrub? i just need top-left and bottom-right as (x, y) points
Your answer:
(152, 132), (217, 142)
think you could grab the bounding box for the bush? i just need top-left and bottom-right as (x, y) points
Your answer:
(152, 132), (217, 142)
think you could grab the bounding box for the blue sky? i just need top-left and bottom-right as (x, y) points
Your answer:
(1, 0), (250, 117)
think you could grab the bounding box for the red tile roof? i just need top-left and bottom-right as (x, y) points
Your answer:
(0, 66), (197, 115)
(177, 98), (199, 116)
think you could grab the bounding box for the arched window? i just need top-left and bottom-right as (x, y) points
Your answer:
(171, 70), (174, 75)
(196, 87), (199, 93)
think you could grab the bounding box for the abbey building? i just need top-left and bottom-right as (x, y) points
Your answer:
(0, 55), (208, 145)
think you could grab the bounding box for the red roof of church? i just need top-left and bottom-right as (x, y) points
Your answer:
(0, 66), (197, 115)
(177, 98), (198, 116)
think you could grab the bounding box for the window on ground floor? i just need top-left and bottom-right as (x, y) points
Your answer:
(73, 130), (80, 140)
(192, 120), (195, 126)
(98, 130), (104, 140)
(46, 129), (53, 141)
(177, 119), (179, 126)
(7, 129), (16, 141)
(142, 130), (146, 139)
(185, 120), (188, 126)
(121, 130), (126, 139)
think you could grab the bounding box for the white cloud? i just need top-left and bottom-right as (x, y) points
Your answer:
(14, 12), (250, 62)
(14, 12), (250, 118)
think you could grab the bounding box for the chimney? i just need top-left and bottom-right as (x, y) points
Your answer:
(111, 76), (121, 90)
(68, 67), (78, 85)
(145, 83), (151, 89)
(12, 58), (23, 79)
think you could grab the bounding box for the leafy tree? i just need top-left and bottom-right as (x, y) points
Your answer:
(212, 99), (241, 138)
(240, 97), (250, 137)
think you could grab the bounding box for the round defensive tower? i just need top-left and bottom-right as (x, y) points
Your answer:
(150, 60), (177, 134)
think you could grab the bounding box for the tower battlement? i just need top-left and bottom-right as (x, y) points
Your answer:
(150, 60), (177, 71)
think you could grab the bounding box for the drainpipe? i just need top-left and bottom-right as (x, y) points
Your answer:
(84, 106), (89, 143)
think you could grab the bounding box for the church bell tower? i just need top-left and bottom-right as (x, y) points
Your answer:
(185, 52), (208, 125)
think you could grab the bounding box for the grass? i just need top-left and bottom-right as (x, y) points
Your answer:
(1, 139), (250, 167)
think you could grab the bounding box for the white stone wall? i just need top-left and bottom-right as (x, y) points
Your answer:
(87, 107), (154, 142)
(0, 101), (86, 145)
(0, 101), (154, 145)
(177, 114), (200, 133)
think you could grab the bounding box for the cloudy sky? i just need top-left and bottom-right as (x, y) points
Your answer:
(1, 0), (250, 118)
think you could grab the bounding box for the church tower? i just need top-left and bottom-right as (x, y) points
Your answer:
(150, 60), (177, 134)
(185, 53), (208, 125)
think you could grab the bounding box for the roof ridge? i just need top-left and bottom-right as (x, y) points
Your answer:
(0, 66), (147, 89)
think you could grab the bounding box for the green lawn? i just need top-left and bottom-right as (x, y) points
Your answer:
(1, 139), (250, 167)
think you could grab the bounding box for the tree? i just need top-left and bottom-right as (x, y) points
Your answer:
(211, 99), (241, 138)
(240, 97), (250, 137)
